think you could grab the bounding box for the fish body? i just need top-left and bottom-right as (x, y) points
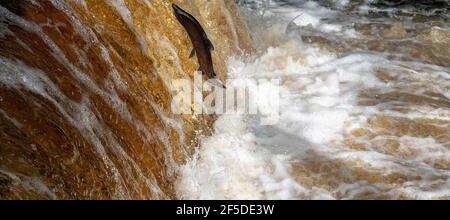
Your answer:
(172, 4), (225, 88)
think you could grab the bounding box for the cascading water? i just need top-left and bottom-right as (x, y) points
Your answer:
(1, 0), (450, 200)
(0, 0), (252, 199)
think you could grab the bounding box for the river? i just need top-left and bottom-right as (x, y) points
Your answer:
(1, 0), (449, 200)
(176, 0), (450, 199)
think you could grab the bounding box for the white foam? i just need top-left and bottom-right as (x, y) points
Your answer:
(176, 38), (386, 199)
(177, 1), (450, 200)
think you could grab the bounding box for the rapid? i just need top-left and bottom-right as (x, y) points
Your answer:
(176, 0), (450, 199)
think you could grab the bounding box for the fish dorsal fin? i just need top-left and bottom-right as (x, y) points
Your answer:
(189, 49), (196, 58)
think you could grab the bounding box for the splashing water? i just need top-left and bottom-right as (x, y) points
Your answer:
(176, 0), (450, 199)
(1, 0), (449, 200)
(0, 0), (252, 199)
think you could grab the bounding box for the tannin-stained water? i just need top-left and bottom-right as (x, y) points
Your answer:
(1, 0), (449, 200)
(0, 0), (252, 199)
(176, 0), (450, 199)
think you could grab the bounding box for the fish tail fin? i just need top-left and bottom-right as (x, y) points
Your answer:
(207, 78), (226, 89)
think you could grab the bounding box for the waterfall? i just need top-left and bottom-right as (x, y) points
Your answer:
(0, 0), (252, 199)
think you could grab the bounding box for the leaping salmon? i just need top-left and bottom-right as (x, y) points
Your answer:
(172, 3), (226, 88)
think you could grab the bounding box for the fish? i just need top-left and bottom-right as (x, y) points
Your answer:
(172, 3), (226, 89)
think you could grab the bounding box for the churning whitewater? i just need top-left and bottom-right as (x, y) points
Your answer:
(176, 0), (450, 199)
(0, 0), (254, 199)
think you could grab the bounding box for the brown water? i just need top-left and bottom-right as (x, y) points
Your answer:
(175, 0), (450, 199)
(1, 0), (450, 200)
(0, 0), (251, 199)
